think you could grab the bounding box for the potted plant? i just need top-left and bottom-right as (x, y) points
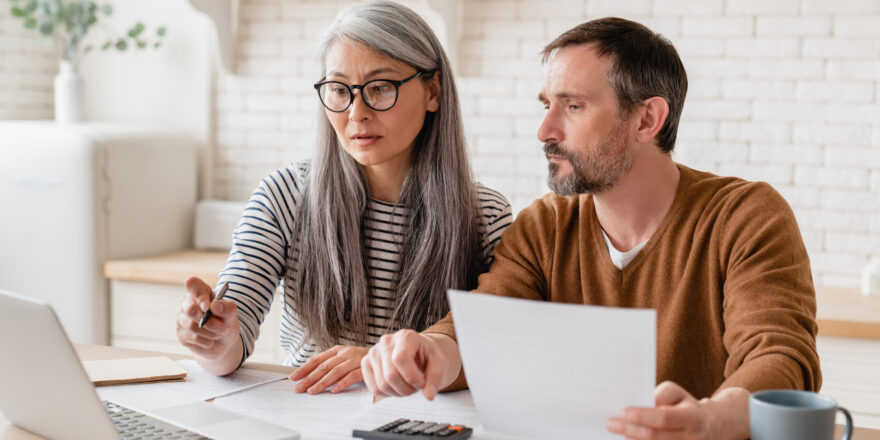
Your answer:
(8, 0), (167, 122)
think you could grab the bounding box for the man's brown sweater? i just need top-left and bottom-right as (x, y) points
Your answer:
(427, 165), (821, 398)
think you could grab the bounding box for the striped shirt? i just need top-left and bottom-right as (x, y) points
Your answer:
(219, 160), (512, 367)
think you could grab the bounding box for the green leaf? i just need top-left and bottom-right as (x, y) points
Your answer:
(101, 41), (112, 50)
(38, 21), (53, 36)
(115, 39), (127, 51)
(128, 22), (145, 38)
(136, 41), (146, 49)
(10, 7), (26, 17)
(24, 17), (36, 28)
(24, 0), (36, 13)
(84, 45), (93, 54)
(101, 3), (112, 15)
(157, 26), (166, 37)
(153, 42), (161, 49)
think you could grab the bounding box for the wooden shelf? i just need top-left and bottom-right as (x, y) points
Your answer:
(816, 286), (880, 340)
(103, 249), (227, 286)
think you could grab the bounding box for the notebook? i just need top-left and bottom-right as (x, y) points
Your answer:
(82, 357), (187, 386)
(0, 289), (300, 440)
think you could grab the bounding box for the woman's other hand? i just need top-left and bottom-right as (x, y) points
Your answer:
(290, 345), (369, 394)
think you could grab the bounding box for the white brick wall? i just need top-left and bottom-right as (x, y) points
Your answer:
(0, 5), (56, 120)
(3, 0), (877, 289)
(207, 0), (880, 289)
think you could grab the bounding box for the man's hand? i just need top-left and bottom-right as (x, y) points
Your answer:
(290, 345), (368, 394)
(360, 329), (456, 400)
(606, 381), (750, 440)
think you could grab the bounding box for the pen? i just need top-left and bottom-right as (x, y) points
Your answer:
(198, 282), (229, 328)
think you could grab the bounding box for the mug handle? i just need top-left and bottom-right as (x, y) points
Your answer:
(839, 406), (853, 440)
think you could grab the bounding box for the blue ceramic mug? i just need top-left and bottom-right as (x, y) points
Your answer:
(750, 390), (853, 440)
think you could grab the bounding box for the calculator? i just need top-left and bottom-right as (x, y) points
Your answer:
(352, 418), (473, 439)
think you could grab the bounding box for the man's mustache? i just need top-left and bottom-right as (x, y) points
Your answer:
(543, 143), (573, 162)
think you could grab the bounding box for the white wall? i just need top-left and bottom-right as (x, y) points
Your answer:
(212, 0), (880, 289)
(0, 3), (55, 119)
(1, 0), (878, 289)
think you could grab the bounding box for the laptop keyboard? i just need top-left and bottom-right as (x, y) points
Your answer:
(102, 400), (211, 439)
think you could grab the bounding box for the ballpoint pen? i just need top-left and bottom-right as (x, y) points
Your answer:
(198, 282), (229, 328)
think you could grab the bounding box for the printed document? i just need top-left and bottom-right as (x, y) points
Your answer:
(448, 290), (656, 440)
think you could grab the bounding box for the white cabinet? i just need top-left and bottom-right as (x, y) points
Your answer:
(0, 121), (197, 344)
(817, 336), (880, 429)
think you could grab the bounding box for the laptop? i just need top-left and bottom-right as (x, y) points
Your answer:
(0, 289), (300, 440)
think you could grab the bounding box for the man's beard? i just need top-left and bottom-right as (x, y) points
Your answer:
(544, 120), (633, 196)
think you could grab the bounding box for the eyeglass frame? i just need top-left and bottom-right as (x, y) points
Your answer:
(313, 70), (436, 113)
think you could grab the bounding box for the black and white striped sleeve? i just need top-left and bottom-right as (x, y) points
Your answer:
(476, 184), (513, 266)
(217, 163), (304, 366)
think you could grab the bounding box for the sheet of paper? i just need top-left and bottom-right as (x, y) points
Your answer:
(96, 359), (288, 402)
(212, 379), (374, 439)
(448, 290), (656, 440)
(326, 390), (482, 439)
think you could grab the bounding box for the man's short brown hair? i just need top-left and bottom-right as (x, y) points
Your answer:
(542, 17), (687, 153)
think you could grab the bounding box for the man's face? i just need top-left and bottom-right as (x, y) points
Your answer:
(538, 44), (634, 196)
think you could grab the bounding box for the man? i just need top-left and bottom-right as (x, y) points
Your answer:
(360, 17), (820, 440)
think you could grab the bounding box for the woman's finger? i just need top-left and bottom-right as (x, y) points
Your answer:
(331, 368), (364, 394)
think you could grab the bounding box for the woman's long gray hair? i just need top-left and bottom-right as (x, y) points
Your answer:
(292, 0), (483, 349)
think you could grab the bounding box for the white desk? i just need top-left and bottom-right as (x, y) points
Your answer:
(2, 344), (876, 440)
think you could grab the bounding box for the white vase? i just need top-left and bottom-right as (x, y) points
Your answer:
(54, 60), (85, 123)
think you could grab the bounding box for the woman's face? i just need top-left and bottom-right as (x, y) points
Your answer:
(322, 40), (440, 174)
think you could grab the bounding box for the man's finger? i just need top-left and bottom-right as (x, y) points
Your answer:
(389, 338), (426, 391)
(623, 406), (699, 431)
(420, 339), (445, 400)
(361, 357), (382, 397)
(382, 349), (418, 396)
(654, 381), (694, 406)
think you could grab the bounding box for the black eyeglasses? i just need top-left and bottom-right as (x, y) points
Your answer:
(313, 70), (433, 113)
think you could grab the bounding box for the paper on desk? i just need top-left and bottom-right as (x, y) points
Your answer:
(448, 290), (656, 440)
(325, 390), (482, 439)
(212, 379), (374, 439)
(95, 359), (288, 402)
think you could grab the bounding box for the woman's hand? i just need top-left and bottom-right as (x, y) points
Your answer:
(290, 345), (369, 394)
(176, 277), (242, 376)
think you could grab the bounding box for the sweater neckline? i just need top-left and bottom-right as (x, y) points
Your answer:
(586, 164), (694, 275)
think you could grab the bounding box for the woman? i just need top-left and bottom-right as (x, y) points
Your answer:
(175, 0), (512, 394)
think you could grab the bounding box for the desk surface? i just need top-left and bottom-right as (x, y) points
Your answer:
(1, 345), (878, 440)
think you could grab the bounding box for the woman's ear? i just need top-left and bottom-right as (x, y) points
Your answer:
(425, 72), (441, 112)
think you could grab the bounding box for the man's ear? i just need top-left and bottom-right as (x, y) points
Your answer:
(425, 72), (441, 112)
(635, 97), (669, 144)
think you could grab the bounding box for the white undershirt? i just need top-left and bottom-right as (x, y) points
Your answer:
(601, 229), (649, 269)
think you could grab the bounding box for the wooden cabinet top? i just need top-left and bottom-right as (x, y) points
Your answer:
(103, 249), (227, 286)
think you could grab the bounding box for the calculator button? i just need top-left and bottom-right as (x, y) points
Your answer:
(377, 418), (410, 432)
(404, 421), (436, 434)
(391, 420), (422, 433)
(420, 423), (447, 434)
(435, 428), (455, 437)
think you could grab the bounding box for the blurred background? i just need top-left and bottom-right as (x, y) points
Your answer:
(1, 0), (878, 427)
